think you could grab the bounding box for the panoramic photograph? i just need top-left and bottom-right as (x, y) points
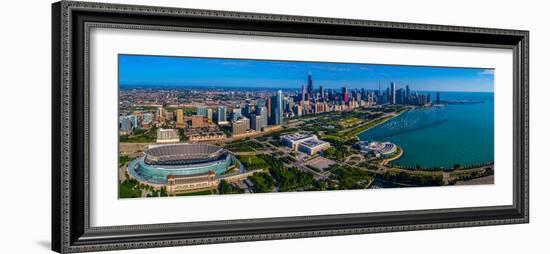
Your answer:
(117, 54), (495, 198)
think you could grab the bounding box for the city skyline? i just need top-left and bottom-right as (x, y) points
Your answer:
(119, 54), (495, 92)
(118, 55), (495, 198)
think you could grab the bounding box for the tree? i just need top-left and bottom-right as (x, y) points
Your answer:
(160, 186), (168, 197)
(218, 180), (241, 194)
(248, 172), (275, 193)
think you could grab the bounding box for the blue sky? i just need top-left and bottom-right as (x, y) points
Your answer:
(119, 54), (494, 92)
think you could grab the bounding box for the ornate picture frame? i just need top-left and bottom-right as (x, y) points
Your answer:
(52, 1), (529, 253)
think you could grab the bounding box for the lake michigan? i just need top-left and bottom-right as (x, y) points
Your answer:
(358, 92), (494, 169)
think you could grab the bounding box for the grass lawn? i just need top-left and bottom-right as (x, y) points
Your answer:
(119, 183), (141, 198)
(237, 155), (269, 170)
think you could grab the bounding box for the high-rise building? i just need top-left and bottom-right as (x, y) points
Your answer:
(191, 115), (207, 128)
(119, 115), (134, 134)
(259, 106), (268, 127)
(293, 104), (302, 116)
(342, 86), (350, 103)
(157, 107), (165, 122)
(176, 109), (185, 128)
(287, 97), (294, 113)
(216, 106), (227, 124)
(396, 88), (405, 104)
(390, 82), (397, 104)
(243, 103), (252, 117)
(301, 84), (306, 102)
(164, 110), (174, 121)
(319, 85), (325, 100)
(206, 108), (213, 121)
(232, 117), (249, 135)
(307, 73), (314, 101)
(257, 98), (265, 108)
(243, 117), (250, 130)
(197, 107), (208, 117)
(274, 90), (284, 126)
(232, 108), (242, 121)
(251, 114), (262, 132)
(266, 97), (272, 119)
(436, 91), (441, 103)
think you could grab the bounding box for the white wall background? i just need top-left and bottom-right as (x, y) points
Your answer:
(0, 0), (547, 253)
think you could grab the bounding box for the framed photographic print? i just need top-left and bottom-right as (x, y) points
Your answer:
(52, 1), (529, 253)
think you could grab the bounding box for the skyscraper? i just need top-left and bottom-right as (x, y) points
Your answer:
(274, 90), (284, 126)
(396, 88), (405, 104)
(157, 107), (165, 122)
(259, 106), (268, 127)
(342, 86), (350, 103)
(301, 84), (306, 102)
(232, 108), (242, 121)
(257, 98), (265, 108)
(206, 108), (213, 121)
(436, 91), (441, 103)
(119, 116), (134, 134)
(266, 96), (272, 119)
(390, 82), (397, 104)
(176, 109), (185, 128)
(196, 107), (208, 117)
(307, 73), (314, 101)
(320, 85), (325, 100)
(405, 85), (411, 103)
(217, 106), (227, 124)
(231, 117), (249, 135)
(251, 114), (262, 132)
(243, 103), (252, 117)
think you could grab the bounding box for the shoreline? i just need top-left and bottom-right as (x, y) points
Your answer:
(388, 161), (494, 173)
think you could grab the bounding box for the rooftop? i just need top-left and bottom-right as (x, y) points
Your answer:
(300, 139), (329, 148)
(281, 133), (313, 141)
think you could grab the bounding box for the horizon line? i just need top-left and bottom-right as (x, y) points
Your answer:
(119, 84), (494, 93)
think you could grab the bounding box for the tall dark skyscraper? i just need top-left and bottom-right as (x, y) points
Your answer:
(436, 91), (441, 103)
(307, 73), (314, 101)
(266, 96), (272, 119)
(405, 85), (410, 104)
(301, 84), (306, 102)
(319, 85), (324, 100)
(390, 82), (397, 104)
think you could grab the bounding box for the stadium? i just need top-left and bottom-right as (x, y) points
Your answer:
(357, 141), (397, 157)
(127, 143), (235, 185)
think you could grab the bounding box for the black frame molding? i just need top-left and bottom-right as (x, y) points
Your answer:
(52, 1), (529, 253)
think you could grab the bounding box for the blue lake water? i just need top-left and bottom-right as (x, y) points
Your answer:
(358, 92), (494, 169)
